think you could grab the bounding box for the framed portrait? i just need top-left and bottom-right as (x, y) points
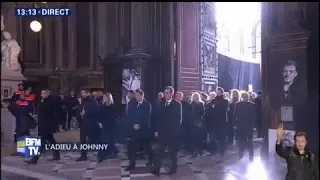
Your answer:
(1, 86), (12, 99)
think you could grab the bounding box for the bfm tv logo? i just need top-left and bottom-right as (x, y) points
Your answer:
(17, 136), (41, 158)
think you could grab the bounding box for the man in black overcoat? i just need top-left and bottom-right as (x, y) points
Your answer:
(152, 86), (182, 176)
(25, 89), (60, 164)
(206, 87), (229, 156)
(125, 89), (153, 170)
(65, 89), (79, 130)
(233, 92), (256, 161)
(76, 89), (100, 161)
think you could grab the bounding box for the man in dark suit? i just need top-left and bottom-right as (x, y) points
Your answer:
(25, 89), (60, 164)
(123, 90), (137, 142)
(65, 89), (79, 130)
(233, 92), (256, 161)
(152, 86), (182, 176)
(125, 89), (153, 171)
(76, 89), (100, 161)
(175, 91), (192, 153)
(206, 87), (229, 156)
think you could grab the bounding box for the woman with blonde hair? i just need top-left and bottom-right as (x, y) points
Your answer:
(98, 92), (118, 162)
(190, 92), (205, 157)
(227, 89), (240, 144)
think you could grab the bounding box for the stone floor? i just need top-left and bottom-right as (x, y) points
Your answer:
(1, 130), (287, 180)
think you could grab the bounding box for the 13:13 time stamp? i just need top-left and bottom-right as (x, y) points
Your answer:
(15, 8), (39, 16)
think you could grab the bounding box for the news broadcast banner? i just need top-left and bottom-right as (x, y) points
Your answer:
(17, 136), (108, 158)
(15, 7), (71, 17)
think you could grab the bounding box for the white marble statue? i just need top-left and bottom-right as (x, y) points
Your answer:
(1, 31), (21, 71)
(1, 15), (4, 31)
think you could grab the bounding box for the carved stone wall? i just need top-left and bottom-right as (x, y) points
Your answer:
(199, 2), (218, 92)
(176, 2), (200, 95)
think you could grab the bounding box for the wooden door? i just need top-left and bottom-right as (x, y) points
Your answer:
(175, 2), (201, 95)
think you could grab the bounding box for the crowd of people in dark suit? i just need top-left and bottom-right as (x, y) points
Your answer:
(5, 83), (263, 176)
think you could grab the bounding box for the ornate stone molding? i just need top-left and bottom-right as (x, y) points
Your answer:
(199, 2), (218, 91)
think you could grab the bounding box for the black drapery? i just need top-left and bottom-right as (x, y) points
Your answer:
(217, 53), (261, 92)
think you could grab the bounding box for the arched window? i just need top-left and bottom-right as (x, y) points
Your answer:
(255, 21), (261, 62)
(216, 2), (261, 63)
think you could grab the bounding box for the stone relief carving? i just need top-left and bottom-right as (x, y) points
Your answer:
(200, 2), (217, 74)
(203, 43), (215, 70)
(1, 15), (22, 72)
(200, 2), (218, 91)
(202, 3), (215, 32)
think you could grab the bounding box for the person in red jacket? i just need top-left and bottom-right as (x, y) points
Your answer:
(24, 89), (36, 114)
(27, 87), (36, 98)
(24, 90), (35, 102)
(12, 84), (24, 102)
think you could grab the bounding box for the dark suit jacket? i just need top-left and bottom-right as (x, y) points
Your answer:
(99, 104), (117, 140)
(64, 95), (78, 114)
(126, 99), (137, 122)
(228, 102), (237, 125)
(38, 95), (58, 135)
(156, 99), (182, 139)
(79, 97), (99, 137)
(233, 101), (256, 132)
(191, 102), (205, 124)
(207, 96), (229, 130)
(253, 97), (262, 120)
(81, 97), (99, 123)
(181, 101), (192, 124)
(131, 100), (152, 138)
(151, 100), (163, 130)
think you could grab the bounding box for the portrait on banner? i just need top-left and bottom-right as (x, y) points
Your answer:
(122, 68), (141, 104)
